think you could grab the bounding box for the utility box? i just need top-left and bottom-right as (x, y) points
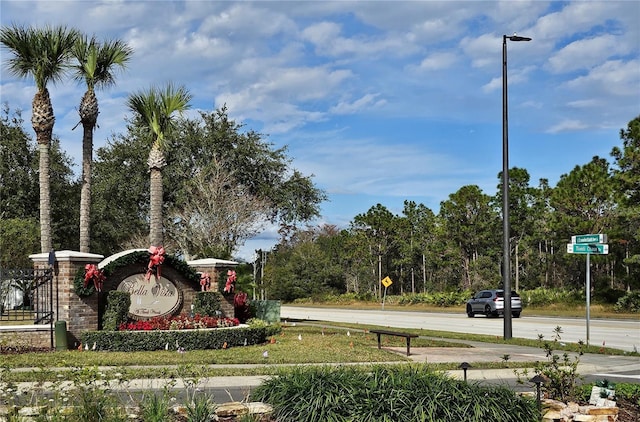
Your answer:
(252, 300), (281, 323)
(55, 320), (68, 350)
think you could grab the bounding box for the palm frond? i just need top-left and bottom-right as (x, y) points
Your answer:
(1, 24), (79, 91)
(127, 83), (192, 149)
(71, 35), (132, 90)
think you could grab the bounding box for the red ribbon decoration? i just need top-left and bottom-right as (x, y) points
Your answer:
(224, 269), (237, 294)
(145, 245), (165, 281)
(200, 272), (211, 291)
(84, 264), (105, 292)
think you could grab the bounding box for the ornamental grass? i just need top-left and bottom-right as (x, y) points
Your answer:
(251, 365), (539, 422)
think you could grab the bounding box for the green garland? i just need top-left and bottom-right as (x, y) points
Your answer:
(73, 267), (96, 297)
(74, 250), (201, 298)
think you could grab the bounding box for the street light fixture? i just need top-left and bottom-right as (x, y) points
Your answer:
(502, 33), (531, 340)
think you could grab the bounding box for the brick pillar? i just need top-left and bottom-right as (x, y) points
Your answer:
(31, 250), (104, 348)
(187, 258), (238, 318)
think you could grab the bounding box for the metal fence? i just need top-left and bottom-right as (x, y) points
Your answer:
(0, 268), (54, 324)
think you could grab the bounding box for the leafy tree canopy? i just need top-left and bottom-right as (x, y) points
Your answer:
(91, 106), (325, 258)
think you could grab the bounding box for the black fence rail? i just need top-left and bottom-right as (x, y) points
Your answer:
(0, 268), (54, 324)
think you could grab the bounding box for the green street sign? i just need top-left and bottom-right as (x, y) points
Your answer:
(571, 234), (607, 244)
(566, 243), (609, 254)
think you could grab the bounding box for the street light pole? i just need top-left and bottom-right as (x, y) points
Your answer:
(502, 34), (531, 340)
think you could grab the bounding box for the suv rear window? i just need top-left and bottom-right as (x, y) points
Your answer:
(496, 291), (520, 298)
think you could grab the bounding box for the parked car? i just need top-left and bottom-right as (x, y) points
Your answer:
(466, 289), (522, 318)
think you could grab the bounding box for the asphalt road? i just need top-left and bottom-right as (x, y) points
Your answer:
(281, 306), (640, 353)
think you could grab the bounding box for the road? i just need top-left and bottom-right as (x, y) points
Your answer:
(281, 306), (640, 353)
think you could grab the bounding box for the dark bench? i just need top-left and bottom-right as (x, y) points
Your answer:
(369, 329), (418, 356)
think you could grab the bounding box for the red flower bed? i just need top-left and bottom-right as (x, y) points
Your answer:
(119, 314), (240, 331)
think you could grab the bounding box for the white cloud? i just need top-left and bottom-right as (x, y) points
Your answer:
(566, 59), (640, 97)
(548, 34), (631, 74)
(329, 94), (385, 115)
(418, 52), (458, 71)
(546, 119), (589, 133)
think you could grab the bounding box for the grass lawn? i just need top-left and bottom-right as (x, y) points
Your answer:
(1, 323), (537, 384)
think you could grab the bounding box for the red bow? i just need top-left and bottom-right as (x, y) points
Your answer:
(145, 245), (165, 281)
(200, 272), (211, 291)
(224, 269), (237, 294)
(84, 264), (105, 292)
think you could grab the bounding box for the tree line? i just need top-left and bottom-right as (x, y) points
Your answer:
(261, 117), (640, 301)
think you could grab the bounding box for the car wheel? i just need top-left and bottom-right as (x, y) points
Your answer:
(466, 305), (474, 318)
(512, 312), (521, 318)
(484, 304), (492, 317)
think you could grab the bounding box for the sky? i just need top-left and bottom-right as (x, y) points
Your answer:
(1, 1), (639, 262)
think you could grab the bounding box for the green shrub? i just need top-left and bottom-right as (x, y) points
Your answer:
(247, 318), (281, 337)
(193, 291), (221, 316)
(515, 326), (584, 402)
(594, 287), (626, 305)
(186, 393), (217, 422)
(251, 365), (538, 422)
(102, 291), (131, 331)
(139, 392), (172, 422)
(68, 367), (128, 422)
(520, 287), (582, 307)
(80, 326), (268, 352)
(614, 290), (640, 313)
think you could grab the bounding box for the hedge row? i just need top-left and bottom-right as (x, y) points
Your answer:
(80, 326), (268, 352)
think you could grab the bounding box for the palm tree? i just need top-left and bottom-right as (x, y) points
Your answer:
(126, 84), (192, 247)
(71, 35), (132, 252)
(1, 24), (79, 253)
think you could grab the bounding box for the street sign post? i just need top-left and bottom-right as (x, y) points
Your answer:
(381, 276), (393, 310)
(567, 234), (608, 346)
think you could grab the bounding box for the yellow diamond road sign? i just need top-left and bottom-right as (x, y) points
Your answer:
(381, 276), (393, 288)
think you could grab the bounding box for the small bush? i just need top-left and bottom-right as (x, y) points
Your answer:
(139, 392), (172, 422)
(594, 287), (626, 305)
(102, 291), (131, 331)
(193, 291), (221, 316)
(614, 290), (640, 313)
(515, 326), (584, 402)
(520, 287), (582, 307)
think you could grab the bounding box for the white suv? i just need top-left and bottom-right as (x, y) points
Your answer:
(466, 289), (522, 318)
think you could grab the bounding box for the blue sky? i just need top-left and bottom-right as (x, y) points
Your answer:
(1, 1), (639, 262)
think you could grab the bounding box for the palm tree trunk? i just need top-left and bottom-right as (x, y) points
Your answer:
(32, 89), (55, 253)
(38, 143), (52, 253)
(149, 166), (164, 247)
(79, 123), (93, 252)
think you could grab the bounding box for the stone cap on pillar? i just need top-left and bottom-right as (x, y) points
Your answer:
(187, 258), (239, 274)
(187, 258), (239, 267)
(30, 250), (104, 264)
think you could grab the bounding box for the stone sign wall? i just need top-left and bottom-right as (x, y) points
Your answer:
(0, 250), (240, 349)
